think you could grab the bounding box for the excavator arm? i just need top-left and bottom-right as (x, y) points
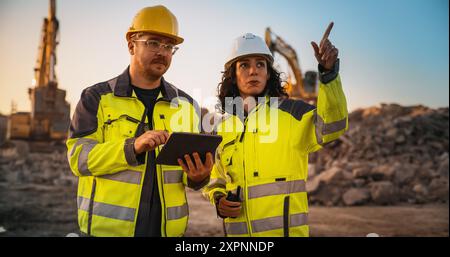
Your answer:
(265, 27), (317, 103)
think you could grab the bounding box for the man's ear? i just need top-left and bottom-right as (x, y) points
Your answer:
(128, 41), (134, 55)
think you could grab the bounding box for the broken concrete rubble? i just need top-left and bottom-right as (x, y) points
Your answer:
(308, 104), (449, 206)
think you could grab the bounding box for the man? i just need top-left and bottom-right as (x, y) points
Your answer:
(66, 5), (213, 237)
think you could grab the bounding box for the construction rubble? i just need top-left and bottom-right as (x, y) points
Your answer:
(0, 104), (448, 206)
(308, 103), (449, 206)
(0, 141), (78, 236)
(0, 141), (75, 187)
(0, 103), (448, 236)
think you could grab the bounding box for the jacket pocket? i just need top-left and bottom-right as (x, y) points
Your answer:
(103, 114), (140, 140)
(220, 140), (235, 167)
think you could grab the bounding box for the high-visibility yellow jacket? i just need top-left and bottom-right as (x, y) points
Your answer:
(203, 63), (348, 237)
(66, 67), (201, 237)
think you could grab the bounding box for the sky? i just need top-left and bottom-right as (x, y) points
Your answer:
(0, 0), (448, 116)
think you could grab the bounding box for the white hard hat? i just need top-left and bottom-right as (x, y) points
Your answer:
(225, 33), (273, 69)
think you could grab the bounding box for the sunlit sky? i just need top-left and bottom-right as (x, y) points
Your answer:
(0, 0), (448, 116)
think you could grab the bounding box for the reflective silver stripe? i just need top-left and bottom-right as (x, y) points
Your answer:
(252, 216), (283, 233)
(314, 111), (347, 144)
(77, 196), (136, 222)
(248, 180), (306, 199)
(251, 213), (308, 233)
(92, 201), (136, 222)
(290, 213), (308, 227)
(314, 111), (323, 144)
(78, 196), (90, 211)
(163, 170), (183, 184)
(322, 117), (347, 135)
(99, 170), (142, 185)
(70, 138), (97, 157)
(167, 203), (188, 220)
(78, 141), (98, 176)
(225, 222), (248, 235)
(208, 178), (227, 187)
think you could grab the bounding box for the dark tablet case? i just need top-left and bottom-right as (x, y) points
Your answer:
(155, 132), (223, 165)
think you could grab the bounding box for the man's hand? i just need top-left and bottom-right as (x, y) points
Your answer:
(134, 130), (169, 154)
(311, 22), (339, 71)
(218, 196), (241, 218)
(177, 152), (213, 183)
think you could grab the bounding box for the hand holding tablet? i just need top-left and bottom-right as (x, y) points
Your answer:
(155, 132), (222, 165)
(155, 132), (223, 184)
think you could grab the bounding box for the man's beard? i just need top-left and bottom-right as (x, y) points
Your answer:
(141, 58), (169, 81)
(142, 66), (165, 81)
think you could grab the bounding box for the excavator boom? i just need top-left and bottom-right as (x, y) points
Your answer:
(9, 0), (70, 141)
(265, 27), (318, 103)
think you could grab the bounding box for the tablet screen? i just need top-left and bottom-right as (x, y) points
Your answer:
(155, 132), (223, 165)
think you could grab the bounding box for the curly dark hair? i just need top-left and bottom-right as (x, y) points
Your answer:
(216, 61), (288, 114)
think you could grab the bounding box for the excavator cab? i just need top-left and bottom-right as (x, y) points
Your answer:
(303, 71), (318, 95)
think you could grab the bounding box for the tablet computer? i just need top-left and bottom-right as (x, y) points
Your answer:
(155, 132), (223, 166)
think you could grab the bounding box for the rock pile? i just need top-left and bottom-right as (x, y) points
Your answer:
(0, 104), (448, 207)
(0, 141), (76, 186)
(307, 104), (449, 206)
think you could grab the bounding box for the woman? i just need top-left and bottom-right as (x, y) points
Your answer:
(204, 23), (348, 237)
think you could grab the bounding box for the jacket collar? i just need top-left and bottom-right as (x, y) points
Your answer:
(111, 66), (178, 102)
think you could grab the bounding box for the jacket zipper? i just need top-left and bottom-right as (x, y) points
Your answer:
(253, 128), (258, 177)
(283, 195), (290, 237)
(87, 178), (97, 236)
(153, 101), (167, 237)
(239, 117), (252, 236)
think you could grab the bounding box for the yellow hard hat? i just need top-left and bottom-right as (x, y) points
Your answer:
(126, 5), (184, 45)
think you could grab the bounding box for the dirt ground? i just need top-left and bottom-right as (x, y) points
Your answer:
(0, 183), (447, 237)
(185, 188), (449, 237)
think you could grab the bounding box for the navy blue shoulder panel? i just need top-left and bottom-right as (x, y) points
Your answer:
(176, 87), (201, 115)
(277, 98), (316, 121)
(174, 87), (203, 132)
(69, 82), (112, 138)
(175, 87), (194, 105)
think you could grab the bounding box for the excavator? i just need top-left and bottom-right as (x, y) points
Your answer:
(9, 0), (70, 141)
(265, 27), (318, 105)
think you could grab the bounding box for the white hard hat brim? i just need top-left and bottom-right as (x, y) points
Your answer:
(225, 53), (274, 70)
